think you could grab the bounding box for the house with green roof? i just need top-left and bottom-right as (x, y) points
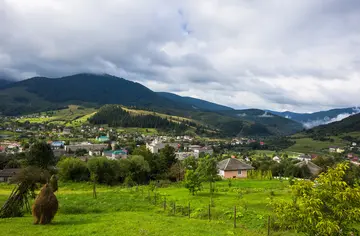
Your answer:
(96, 136), (109, 142)
(103, 149), (128, 160)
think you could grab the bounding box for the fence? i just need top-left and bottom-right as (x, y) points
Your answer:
(127, 186), (273, 235)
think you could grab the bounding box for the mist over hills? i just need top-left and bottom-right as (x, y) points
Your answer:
(268, 108), (360, 129)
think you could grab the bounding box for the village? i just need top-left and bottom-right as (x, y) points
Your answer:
(1, 118), (360, 183)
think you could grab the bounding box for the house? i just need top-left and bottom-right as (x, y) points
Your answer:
(64, 143), (108, 152)
(103, 150), (128, 160)
(63, 128), (71, 135)
(50, 141), (65, 150)
(89, 150), (102, 156)
(146, 139), (178, 154)
(0, 168), (21, 182)
(217, 157), (254, 179)
(336, 148), (345, 153)
(192, 146), (213, 158)
(297, 154), (312, 161)
(295, 160), (322, 177)
(273, 156), (281, 163)
(96, 136), (109, 142)
(187, 145), (202, 151)
(175, 152), (194, 160)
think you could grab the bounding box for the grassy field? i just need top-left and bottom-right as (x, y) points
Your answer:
(116, 127), (159, 135)
(16, 105), (97, 126)
(122, 107), (198, 124)
(0, 180), (298, 236)
(286, 137), (347, 154)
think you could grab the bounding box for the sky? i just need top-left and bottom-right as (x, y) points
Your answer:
(1, 0), (360, 112)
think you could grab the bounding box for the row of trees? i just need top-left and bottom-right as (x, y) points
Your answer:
(57, 145), (180, 185)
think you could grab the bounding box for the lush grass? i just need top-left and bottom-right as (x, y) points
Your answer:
(0, 180), (297, 235)
(116, 127), (158, 135)
(16, 105), (97, 126)
(286, 137), (346, 154)
(122, 107), (198, 124)
(342, 131), (360, 139)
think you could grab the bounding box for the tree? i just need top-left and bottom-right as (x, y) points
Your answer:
(87, 158), (120, 185)
(27, 142), (56, 169)
(184, 170), (202, 195)
(183, 156), (198, 170)
(132, 146), (163, 180)
(272, 163), (360, 235)
(159, 145), (177, 169)
(57, 157), (90, 181)
(125, 155), (150, 184)
(196, 155), (219, 194)
(168, 162), (185, 181)
(75, 148), (88, 157)
(5, 159), (21, 168)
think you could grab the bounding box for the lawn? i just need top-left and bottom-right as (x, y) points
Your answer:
(0, 180), (298, 236)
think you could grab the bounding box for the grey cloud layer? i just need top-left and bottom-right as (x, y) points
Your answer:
(1, 0), (360, 112)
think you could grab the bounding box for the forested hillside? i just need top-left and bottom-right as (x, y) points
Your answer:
(306, 113), (360, 137)
(157, 92), (233, 111)
(218, 109), (303, 136)
(88, 105), (190, 134)
(0, 73), (186, 115)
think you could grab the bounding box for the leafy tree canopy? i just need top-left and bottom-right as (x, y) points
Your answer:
(272, 163), (360, 235)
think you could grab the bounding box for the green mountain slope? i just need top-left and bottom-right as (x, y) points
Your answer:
(0, 73), (303, 137)
(0, 73), (188, 115)
(218, 109), (303, 136)
(306, 113), (360, 136)
(157, 92), (233, 111)
(268, 108), (357, 124)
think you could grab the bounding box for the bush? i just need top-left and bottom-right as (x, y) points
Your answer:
(57, 157), (90, 182)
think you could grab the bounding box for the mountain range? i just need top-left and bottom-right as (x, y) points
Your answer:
(0, 73), (305, 136)
(306, 113), (360, 137)
(0, 73), (358, 136)
(268, 108), (360, 129)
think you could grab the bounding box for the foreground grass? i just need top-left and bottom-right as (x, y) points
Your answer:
(0, 212), (262, 236)
(0, 180), (297, 236)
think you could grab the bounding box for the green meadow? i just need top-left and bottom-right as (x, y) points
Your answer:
(286, 137), (347, 154)
(0, 179), (300, 236)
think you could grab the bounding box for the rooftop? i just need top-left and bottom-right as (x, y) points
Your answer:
(0, 168), (22, 177)
(218, 158), (254, 171)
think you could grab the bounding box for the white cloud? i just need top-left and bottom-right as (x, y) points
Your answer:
(303, 107), (360, 129)
(1, 0), (360, 112)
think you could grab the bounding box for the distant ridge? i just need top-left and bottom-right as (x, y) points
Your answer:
(157, 92), (234, 111)
(0, 73), (304, 136)
(268, 107), (359, 128)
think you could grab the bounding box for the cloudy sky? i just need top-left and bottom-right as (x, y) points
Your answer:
(1, 0), (360, 112)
